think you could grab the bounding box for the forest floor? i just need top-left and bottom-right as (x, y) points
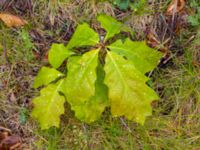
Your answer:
(0, 0), (200, 149)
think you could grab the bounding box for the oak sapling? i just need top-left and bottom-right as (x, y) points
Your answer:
(32, 14), (163, 130)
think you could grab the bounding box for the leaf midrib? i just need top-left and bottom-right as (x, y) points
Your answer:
(68, 50), (99, 103)
(107, 52), (128, 92)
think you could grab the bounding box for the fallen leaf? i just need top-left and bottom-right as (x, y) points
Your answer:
(166, 0), (186, 15)
(0, 132), (9, 141)
(0, 126), (21, 150)
(0, 135), (21, 150)
(0, 126), (11, 143)
(146, 29), (169, 53)
(0, 13), (27, 27)
(145, 29), (171, 64)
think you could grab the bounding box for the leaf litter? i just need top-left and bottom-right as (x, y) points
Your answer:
(0, 13), (27, 27)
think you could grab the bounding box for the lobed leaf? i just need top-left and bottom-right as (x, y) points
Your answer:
(71, 63), (109, 123)
(104, 51), (159, 125)
(97, 14), (123, 41)
(66, 23), (99, 50)
(32, 79), (65, 130)
(108, 38), (163, 73)
(33, 66), (64, 89)
(64, 49), (99, 105)
(48, 43), (74, 69)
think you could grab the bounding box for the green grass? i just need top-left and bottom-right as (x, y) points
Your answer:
(0, 0), (200, 149)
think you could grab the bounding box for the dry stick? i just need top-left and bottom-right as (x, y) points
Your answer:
(120, 117), (143, 146)
(182, 35), (195, 47)
(148, 70), (154, 78)
(120, 117), (132, 133)
(82, 124), (90, 149)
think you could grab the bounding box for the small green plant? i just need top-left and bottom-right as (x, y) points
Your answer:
(111, 0), (147, 13)
(19, 29), (34, 61)
(32, 14), (163, 129)
(188, 0), (200, 27)
(112, 0), (130, 10)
